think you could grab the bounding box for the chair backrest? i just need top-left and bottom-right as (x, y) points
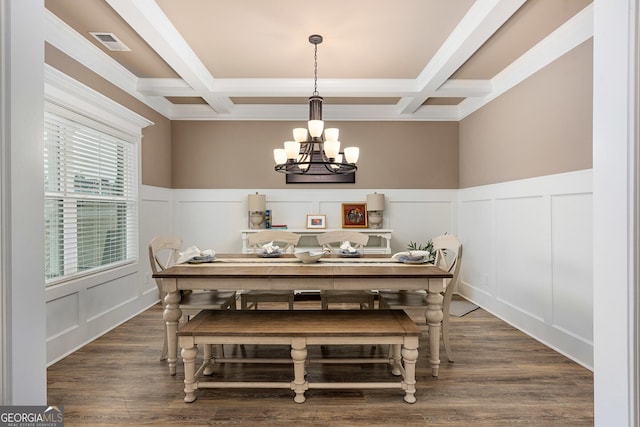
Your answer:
(148, 234), (183, 298)
(317, 230), (369, 253)
(432, 234), (463, 294)
(247, 230), (301, 254)
(149, 234), (182, 273)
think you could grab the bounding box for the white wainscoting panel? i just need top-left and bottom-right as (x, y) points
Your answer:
(46, 292), (79, 339)
(459, 169), (593, 369)
(550, 193), (593, 342)
(388, 200), (456, 252)
(459, 199), (494, 294)
(139, 185), (173, 296)
(495, 195), (548, 321)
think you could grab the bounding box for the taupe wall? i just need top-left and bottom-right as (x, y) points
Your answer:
(45, 44), (173, 188)
(459, 39), (593, 188)
(171, 120), (459, 189)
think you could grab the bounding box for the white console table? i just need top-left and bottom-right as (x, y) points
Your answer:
(240, 229), (393, 254)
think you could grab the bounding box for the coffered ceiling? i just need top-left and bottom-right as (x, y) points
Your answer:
(44, 0), (593, 121)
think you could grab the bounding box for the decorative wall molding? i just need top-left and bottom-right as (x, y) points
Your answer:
(458, 169), (593, 369)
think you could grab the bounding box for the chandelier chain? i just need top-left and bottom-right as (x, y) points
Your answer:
(313, 42), (319, 96)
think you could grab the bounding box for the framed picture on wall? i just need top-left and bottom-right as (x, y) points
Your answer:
(341, 203), (368, 228)
(306, 214), (326, 229)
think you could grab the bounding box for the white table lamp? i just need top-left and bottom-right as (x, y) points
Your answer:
(367, 193), (385, 229)
(248, 193), (267, 229)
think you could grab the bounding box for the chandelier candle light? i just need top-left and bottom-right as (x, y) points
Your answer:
(274, 34), (360, 175)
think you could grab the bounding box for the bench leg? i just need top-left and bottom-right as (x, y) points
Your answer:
(401, 338), (419, 404)
(290, 338), (308, 403)
(390, 344), (402, 376)
(203, 344), (215, 376)
(182, 343), (198, 403)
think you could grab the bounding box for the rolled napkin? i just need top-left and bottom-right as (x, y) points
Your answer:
(262, 241), (280, 254)
(391, 251), (410, 260)
(201, 249), (215, 257)
(176, 245), (202, 264)
(176, 246), (216, 264)
(340, 241), (357, 253)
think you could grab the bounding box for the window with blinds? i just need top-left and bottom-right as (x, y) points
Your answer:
(44, 110), (138, 283)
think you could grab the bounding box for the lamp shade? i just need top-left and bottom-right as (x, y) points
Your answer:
(248, 193), (266, 212)
(344, 146), (360, 164)
(366, 193), (385, 211)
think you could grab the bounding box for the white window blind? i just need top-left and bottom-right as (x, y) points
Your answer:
(44, 110), (138, 283)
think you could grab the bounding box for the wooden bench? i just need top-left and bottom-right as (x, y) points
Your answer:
(177, 309), (421, 404)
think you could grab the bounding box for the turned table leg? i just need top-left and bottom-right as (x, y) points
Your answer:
(163, 290), (182, 375)
(290, 338), (308, 403)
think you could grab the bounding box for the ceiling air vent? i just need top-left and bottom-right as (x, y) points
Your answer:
(89, 32), (131, 52)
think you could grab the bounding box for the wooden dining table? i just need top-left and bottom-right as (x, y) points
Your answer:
(153, 254), (453, 377)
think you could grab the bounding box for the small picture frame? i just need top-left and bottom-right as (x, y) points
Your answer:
(342, 203), (368, 228)
(306, 214), (327, 229)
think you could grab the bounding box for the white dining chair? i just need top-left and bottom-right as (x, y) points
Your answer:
(240, 230), (301, 310)
(317, 230), (375, 309)
(378, 233), (463, 362)
(149, 234), (237, 361)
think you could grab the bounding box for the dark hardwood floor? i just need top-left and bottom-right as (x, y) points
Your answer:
(47, 299), (593, 426)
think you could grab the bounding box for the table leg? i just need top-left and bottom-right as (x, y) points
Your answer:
(401, 337), (419, 403)
(290, 338), (308, 403)
(163, 290), (182, 375)
(425, 279), (444, 377)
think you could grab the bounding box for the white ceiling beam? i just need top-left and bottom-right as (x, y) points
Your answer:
(432, 79), (493, 98)
(105, 0), (232, 113)
(167, 103), (460, 122)
(138, 77), (418, 98)
(398, 0), (527, 114)
(137, 78), (197, 97)
(211, 79), (418, 97)
(137, 77), (492, 99)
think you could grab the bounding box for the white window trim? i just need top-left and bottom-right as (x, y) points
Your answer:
(44, 64), (153, 134)
(44, 65), (152, 285)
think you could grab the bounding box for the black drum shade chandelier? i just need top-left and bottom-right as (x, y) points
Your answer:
(273, 34), (359, 175)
